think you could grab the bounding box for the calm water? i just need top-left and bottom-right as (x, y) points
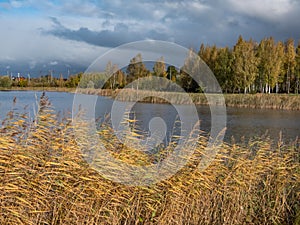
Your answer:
(0, 91), (299, 144)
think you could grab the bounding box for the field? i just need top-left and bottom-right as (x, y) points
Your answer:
(0, 93), (300, 225)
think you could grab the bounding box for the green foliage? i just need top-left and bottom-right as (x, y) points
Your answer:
(65, 73), (82, 88)
(79, 73), (112, 89)
(18, 79), (28, 87)
(214, 47), (234, 93)
(0, 76), (12, 88)
(166, 65), (178, 82)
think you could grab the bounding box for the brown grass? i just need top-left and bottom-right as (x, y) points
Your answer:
(0, 93), (299, 224)
(0, 87), (77, 93)
(3, 87), (300, 110)
(77, 89), (300, 110)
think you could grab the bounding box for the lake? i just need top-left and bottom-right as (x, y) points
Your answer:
(0, 91), (299, 144)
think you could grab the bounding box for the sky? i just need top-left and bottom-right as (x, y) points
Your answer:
(1, 0), (300, 77)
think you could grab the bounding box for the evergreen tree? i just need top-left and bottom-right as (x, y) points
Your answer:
(166, 66), (178, 82)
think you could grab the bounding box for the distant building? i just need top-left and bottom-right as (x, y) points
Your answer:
(11, 74), (26, 81)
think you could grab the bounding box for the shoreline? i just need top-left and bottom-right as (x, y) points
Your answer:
(1, 87), (300, 110)
(72, 88), (300, 111)
(0, 86), (77, 93)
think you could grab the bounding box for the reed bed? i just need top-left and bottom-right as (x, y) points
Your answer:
(0, 87), (77, 93)
(3, 87), (300, 110)
(0, 93), (300, 225)
(223, 94), (300, 110)
(78, 88), (300, 110)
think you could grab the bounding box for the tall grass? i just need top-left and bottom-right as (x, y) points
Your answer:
(3, 87), (300, 110)
(0, 86), (77, 93)
(0, 93), (299, 224)
(77, 88), (300, 110)
(223, 94), (300, 110)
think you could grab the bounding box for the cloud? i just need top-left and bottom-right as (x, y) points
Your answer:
(0, 15), (109, 75)
(5, 0), (300, 47)
(49, 61), (58, 66)
(43, 17), (170, 48)
(39, 1), (215, 48)
(10, 0), (26, 8)
(221, 0), (300, 42)
(226, 0), (296, 21)
(1, 0), (300, 76)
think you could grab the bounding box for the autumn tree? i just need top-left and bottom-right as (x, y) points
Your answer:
(103, 61), (114, 89)
(232, 36), (260, 93)
(166, 66), (178, 82)
(0, 76), (12, 88)
(257, 37), (284, 93)
(198, 43), (211, 65)
(284, 38), (296, 94)
(126, 53), (149, 84)
(115, 69), (126, 88)
(65, 73), (82, 88)
(153, 56), (166, 77)
(295, 41), (300, 94)
(59, 74), (64, 88)
(214, 47), (234, 93)
(179, 49), (200, 92)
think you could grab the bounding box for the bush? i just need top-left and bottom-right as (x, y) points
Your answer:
(0, 76), (12, 88)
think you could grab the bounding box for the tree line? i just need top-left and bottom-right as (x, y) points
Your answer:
(77, 35), (300, 94)
(1, 35), (300, 94)
(199, 36), (300, 94)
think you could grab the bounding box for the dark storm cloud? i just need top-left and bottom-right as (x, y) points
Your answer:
(3, 0), (300, 48)
(43, 17), (169, 48)
(218, 0), (300, 42)
(41, 0), (300, 48)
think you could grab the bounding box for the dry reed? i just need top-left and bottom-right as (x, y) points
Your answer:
(0, 93), (299, 225)
(77, 88), (300, 110)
